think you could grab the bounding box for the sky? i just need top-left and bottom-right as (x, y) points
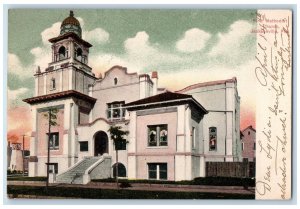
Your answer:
(7, 9), (257, 147)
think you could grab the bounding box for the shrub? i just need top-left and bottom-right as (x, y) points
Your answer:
(92, 177), (255, 187)
(120, 182), (131, 188)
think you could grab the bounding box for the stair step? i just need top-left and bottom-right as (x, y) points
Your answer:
(56, 157), (102, 184)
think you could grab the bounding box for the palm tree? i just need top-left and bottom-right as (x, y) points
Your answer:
(108, 126), (128, 189)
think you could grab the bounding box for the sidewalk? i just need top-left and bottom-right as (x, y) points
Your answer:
(7, 180), (255, 195)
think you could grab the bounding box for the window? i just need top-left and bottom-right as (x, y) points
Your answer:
(242, 142), (244, 151)
(58, 46), (66, 60)
(79, 141), (88, 152)
(253, 142), (256, 150)
(248, 131), (250, 135)
(107, 102), (125, 120)
(148, 125), (168, 147)
(50, 78), (56, 90)
(209, 127), (217, 151)
(148, 163), (167, 180)
(48, 132), (59, 150)
(114, 77), (118, 85)
(76, 48), (83, 62)
(192, 127), (196, 149)
(49, 163), (58, 174)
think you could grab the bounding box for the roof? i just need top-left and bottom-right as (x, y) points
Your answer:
(242, 125), (256, 133)
(48, 32), (92, 47)
(176, 77), (237, 93)
(240, 131), (244, 138)
(61, 11), (80, 27)
(103, 65), (138, 78)
(124, 91), (208, 114)
(23, 90), (97, 105)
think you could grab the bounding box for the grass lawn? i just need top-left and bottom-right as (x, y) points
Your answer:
(7, 185), (254, 199)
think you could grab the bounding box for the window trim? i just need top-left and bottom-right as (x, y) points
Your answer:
(147, 163), (168, 180)
(147, 124), (168, 147)
(107, 101), (126, 121)
(49, 163), (58, 174)
(209, 126), (217, 151)
(47, 132), (59, 150)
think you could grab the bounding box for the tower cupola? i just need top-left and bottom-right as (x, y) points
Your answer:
(60, 10), (82, 37)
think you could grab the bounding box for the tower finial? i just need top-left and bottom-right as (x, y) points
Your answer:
(70, 10), (74, 17)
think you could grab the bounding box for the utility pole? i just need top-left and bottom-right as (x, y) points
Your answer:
(22, 135), (25, 176)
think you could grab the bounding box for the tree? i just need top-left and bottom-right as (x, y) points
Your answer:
(43, 108), (59, 190)
(108, 126), (129, 189)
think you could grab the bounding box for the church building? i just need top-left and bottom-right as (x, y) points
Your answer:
(24, 11), (242, 184)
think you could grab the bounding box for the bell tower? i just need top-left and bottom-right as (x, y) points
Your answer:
(24, 11), (97, 177)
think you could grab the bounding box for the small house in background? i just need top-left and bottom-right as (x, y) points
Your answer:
(241, 125), (256, 162)
(9, 143), (23, 171)
(8, 142), (30, 173)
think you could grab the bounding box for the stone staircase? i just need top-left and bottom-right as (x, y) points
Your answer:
(56, 157), (101, 184)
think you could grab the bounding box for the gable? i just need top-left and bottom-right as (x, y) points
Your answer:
(95, 66), (139, 89)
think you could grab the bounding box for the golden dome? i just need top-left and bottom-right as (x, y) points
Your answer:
(61, 11), (80, 27)
(60, 11), (82, 37)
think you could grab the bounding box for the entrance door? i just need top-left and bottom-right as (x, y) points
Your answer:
(94, 131), (108, 156)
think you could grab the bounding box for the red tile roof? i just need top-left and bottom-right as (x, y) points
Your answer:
(124, 91), (208, 114)
(176, 77), (237, 93)
(23, 90), (97, 105)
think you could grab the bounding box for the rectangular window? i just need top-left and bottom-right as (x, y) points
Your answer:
(49, 163), (58, 174)
(48, 132), (59, 150)
(107, 102), (125, 120)
(192, 127), (196, 149)
(148, 163), (157, 179)
(148, 125), (168, 147)
(242, 142), (244, 151)
(209, 127), (217, 151)
(253, 142), (256, 150)
(79, 141), (88, 152)
(148, 163), (167, 180)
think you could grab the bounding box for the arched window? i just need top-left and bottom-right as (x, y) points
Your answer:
(112, 163), (126, 177)
(209, 127), (217, 151)
(114, 77), (118, 85)
(76, 48), (83, 62)
(58, 46), (66, 60)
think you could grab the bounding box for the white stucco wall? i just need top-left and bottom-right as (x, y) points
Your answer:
(179, 81), (241, 162)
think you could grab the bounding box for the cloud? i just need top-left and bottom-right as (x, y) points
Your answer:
(176, 28), (211, 53)
(124, 31), (156, 56)
(83, 28), (109, 44)
(8, 53), (35, 78)
(208, 20), (255, 62)
(8, 87), (29, 101)
(41, 22), (61, 45)
(7, 87), (30, 108)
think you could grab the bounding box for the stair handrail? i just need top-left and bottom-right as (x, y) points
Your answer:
(85, 154), (112, 175)
(56, 157), (92, 178)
